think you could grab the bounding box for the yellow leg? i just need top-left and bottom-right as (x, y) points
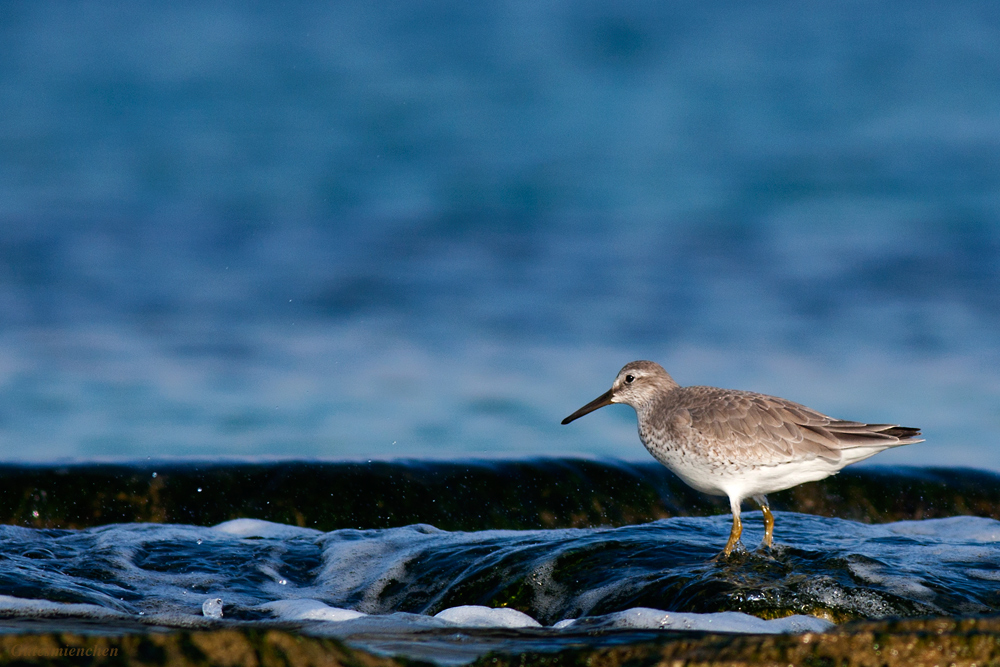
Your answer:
(761, 505), (774, 548)
(754, 495), (773, 549)
(723, 507), (743, 556)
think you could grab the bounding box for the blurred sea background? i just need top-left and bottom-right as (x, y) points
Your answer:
(1, 1), (999, 467)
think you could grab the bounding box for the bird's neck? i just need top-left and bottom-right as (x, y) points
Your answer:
(633, 385), (677, 421)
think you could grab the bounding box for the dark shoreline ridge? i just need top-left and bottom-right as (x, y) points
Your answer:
(1, 459), (997, 531)
(4, 617), (1000, 667)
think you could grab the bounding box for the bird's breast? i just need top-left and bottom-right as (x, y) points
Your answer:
(637, 407), (753, 496)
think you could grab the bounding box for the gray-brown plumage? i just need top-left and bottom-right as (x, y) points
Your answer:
(561, 360), (922, 556)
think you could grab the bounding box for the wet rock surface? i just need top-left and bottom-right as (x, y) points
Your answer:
(2, 460), (997, 531)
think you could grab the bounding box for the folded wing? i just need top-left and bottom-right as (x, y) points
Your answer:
(678, 387), (923, 465)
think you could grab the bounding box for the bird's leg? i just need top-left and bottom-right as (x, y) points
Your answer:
(723, 498), (743, 556)
(754, 495), (773, 549)
(761, 506), (774, 547)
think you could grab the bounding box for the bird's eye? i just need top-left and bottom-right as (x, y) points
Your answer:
(625, 374), (635, 384)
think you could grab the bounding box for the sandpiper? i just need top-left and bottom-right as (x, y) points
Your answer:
(562, 361), (922, 556)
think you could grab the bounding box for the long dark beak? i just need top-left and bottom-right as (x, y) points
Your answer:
(561, 389), (614, 425)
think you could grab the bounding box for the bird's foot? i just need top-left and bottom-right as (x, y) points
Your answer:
(711, 541), (748, 562)
(754, 542), (781, 560)
(759, 542), (788, 558)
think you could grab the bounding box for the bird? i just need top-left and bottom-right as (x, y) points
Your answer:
(561, 360), (922, 556)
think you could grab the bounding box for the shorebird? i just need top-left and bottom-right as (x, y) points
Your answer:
(561, 361), (922, 556)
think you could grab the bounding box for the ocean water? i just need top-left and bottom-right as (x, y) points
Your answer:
(0, 509), (998, 662)
(1, 1), (999, 467)
(0, 460), (996, 662)
(3, 5), (1000, 663)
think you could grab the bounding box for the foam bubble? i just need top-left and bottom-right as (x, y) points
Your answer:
(201, 598), (223, 619)
(434, 605), (541, 628)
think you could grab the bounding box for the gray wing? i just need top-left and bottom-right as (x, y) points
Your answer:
(670, 387), (923, 465)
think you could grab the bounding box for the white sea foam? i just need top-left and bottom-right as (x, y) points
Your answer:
(967, 568), (1000, 582)
(560, 608), (833, 634)
(212, 518), (323, 539)
(434, 605), (541, 628)
(259, 599), (367, 622)
(316, 525), (446, 613)
(0, 592), (834, 637)
(847, 562), (935, 600)
(0, 595), (129, 620)
(799, 577), (897, 619)
(888, 516), (1000, 543)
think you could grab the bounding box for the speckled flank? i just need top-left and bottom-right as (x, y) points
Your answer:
(563, 360), (923, 555)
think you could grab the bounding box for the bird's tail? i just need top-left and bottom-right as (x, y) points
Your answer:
(823, 422), (924, 448)
(880, 426), (922, 441)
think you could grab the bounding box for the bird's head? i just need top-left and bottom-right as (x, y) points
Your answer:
(561, 360), (679, 424)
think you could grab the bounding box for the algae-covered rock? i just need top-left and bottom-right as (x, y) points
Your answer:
(0, 630), (420, 667)
(3, 617), (1000, 666)
(475, 615), (1000, 667)
(2, 461), (998, 532)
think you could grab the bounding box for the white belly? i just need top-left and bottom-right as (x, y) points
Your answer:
(645, 438), (892, 502)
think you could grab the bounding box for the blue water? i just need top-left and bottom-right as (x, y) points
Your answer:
(2, 459), (998, 662)
(1, 514), (998, 662)
(1, 1), (999, 466)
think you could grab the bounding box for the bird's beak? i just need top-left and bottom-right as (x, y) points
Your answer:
(561, 389), (614, 425)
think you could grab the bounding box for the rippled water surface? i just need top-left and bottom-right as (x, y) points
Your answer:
(1, 461), (998, 663)
(1, 2), (1000, 467)
(0, 515), (997, 662)
(3, 515), (997, 626)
